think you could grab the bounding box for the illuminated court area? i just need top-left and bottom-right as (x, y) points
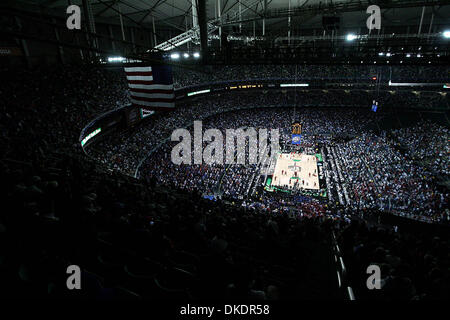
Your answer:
(271, 153), (320, 190)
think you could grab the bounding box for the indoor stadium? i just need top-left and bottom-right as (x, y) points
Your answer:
(0, 0), (449, 308)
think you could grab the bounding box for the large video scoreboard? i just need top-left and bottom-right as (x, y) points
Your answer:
(292, 122), (302, 145)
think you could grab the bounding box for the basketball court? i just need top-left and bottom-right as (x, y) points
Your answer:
(271, 153), (320, 190)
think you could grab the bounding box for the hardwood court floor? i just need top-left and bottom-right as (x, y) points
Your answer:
(271, 153), (320, 190)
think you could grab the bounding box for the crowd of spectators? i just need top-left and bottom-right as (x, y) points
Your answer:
(86, 88), (448, 224)
(174, 65), (450, 87)
(392, 120), (450, 179)
(324, 132), (448, 223)
(1, 63), (447, 223)
(0, 64), (130, 162)
(338, 219), (450, 300)
(0, 149), (344, 299)
(90, 90), (394, 176)
(1, 63), (449, 299)
(172, 65), (450, 88)
(139, 106), (382, 203)
(1, 149), (448, 299)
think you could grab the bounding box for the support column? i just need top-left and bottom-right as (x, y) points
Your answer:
(197, 0), (208, 62)
(53, 18), (65, 64)
(82, 0), (97, 51)
(418, 6), (426, 35)
(218, 0), (222, 48)
(108, 25), (116, 52)
(192, 0), (198, 28)
(428, 10), (434, 37)
(186, 16), (190, 50)
(73, 32), (84, 60)
(288, 0), (291, 44)
(130, 27), (136, 53)
(152, 16), (157, 47)
(118, 3), (126, 41)
(239, 0), (242, 33)
(14, 16), (31, 67)
(263, 0), (267, 36)
(377, 26), (382, 46)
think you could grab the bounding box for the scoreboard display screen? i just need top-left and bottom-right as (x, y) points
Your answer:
(292, 123), (302, 135)
(292, 123), (302, 145)
(372, 100), (379, 112)
(292, 134), (302, 145)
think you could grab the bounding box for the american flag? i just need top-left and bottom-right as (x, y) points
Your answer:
(124, 65), (175, 110)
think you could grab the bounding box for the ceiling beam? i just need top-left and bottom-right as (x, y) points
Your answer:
(95, 0), (120, 17)
(219, 0), (450, 27)
(138, 0), (167, 24)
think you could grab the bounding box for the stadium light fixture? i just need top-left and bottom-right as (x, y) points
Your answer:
(443, 31), (450, 38)
(346, 34), (357, 41)
(170, 53), (180, 59)
(280, 83), (309, 87)
(187, 89), (210, 96)
(193, 52), (200, 58)
(107, 56), (125, 63)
